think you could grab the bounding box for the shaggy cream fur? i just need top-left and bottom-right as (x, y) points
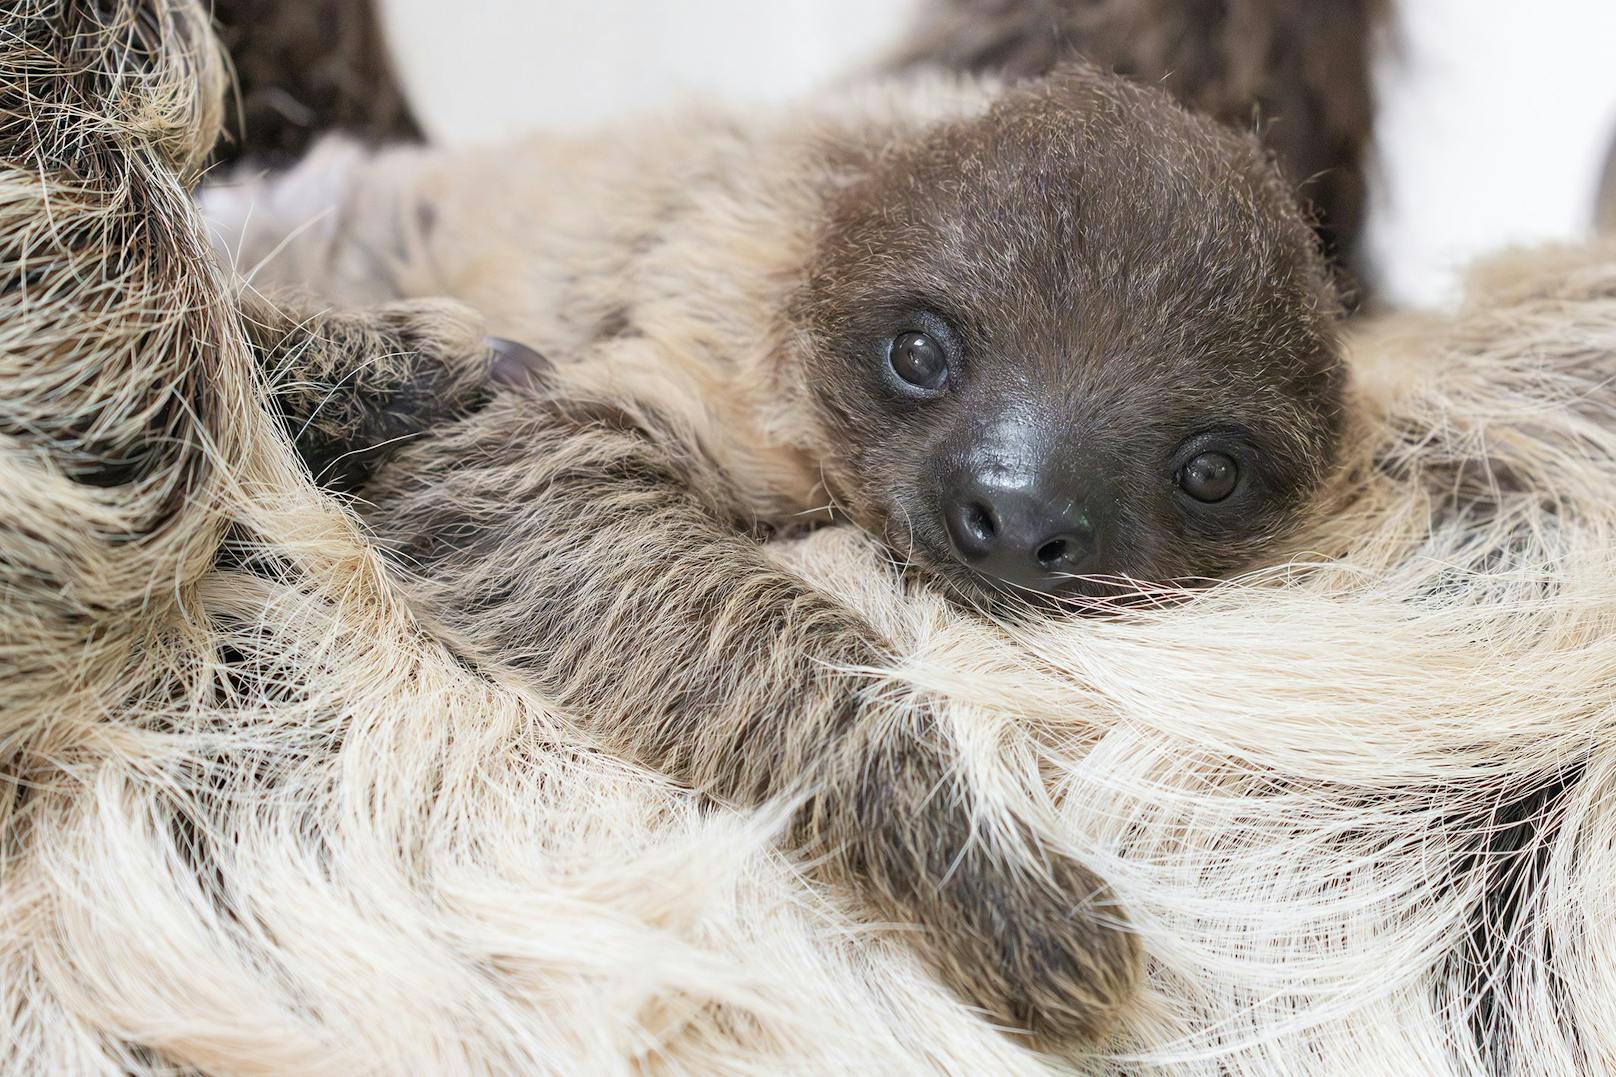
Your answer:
(5, 2), (1616, 1073)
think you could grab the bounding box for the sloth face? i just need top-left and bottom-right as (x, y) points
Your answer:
(794, 67), (1344, 604)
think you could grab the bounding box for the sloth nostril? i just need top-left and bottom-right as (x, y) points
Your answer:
(1036, 537), (1071, 568)
(964, 502), (996, 543)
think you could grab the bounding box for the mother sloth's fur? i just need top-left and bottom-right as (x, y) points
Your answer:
(4, 2), (1616, 1073)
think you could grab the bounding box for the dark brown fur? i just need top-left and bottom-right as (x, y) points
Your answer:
(1446, 767), (1583, 1075)
(888, 0), (1384, 275)
(210, 0), (417, 166)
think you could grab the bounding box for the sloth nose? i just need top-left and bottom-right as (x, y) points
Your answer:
(941, 470), (1100, 592)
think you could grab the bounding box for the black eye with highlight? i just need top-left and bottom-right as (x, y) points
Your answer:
(888, 331), (949, 392)
(1177, 450), (1239, 503)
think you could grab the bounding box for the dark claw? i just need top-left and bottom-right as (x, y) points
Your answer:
(486, 336), (553, 390)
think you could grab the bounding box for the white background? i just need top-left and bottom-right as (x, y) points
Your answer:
(381, 0), (1616, 309)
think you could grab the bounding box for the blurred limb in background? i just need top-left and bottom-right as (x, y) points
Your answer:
(1598, 125), (1616, 233)
(210, 0), (418, 166)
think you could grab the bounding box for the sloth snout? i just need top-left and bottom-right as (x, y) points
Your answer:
(941, 465), (1100, 592)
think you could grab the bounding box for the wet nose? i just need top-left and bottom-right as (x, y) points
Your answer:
(942, 469), (1099, 592)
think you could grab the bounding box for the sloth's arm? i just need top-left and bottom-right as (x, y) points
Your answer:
(361, 389), (1140, 1041)
(234, 293), (1140, 1034)
(236, 290), (495, 492)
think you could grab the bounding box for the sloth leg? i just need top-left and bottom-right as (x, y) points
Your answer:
(360, 390), (1142, 1042)
(236, 289), (495, 492)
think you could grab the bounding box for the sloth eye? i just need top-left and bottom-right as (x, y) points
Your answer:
(888, 331), (948, 392)
(1177, 450), (1239, 502)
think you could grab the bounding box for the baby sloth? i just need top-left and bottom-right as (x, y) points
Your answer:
(217, 64), (1344, 1041)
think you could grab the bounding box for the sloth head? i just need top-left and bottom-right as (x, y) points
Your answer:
(792, 65), (1345, 604)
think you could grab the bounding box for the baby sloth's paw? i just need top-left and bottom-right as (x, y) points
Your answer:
(926, 838), (1141, 1043)
(241, 291), (511, 491)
